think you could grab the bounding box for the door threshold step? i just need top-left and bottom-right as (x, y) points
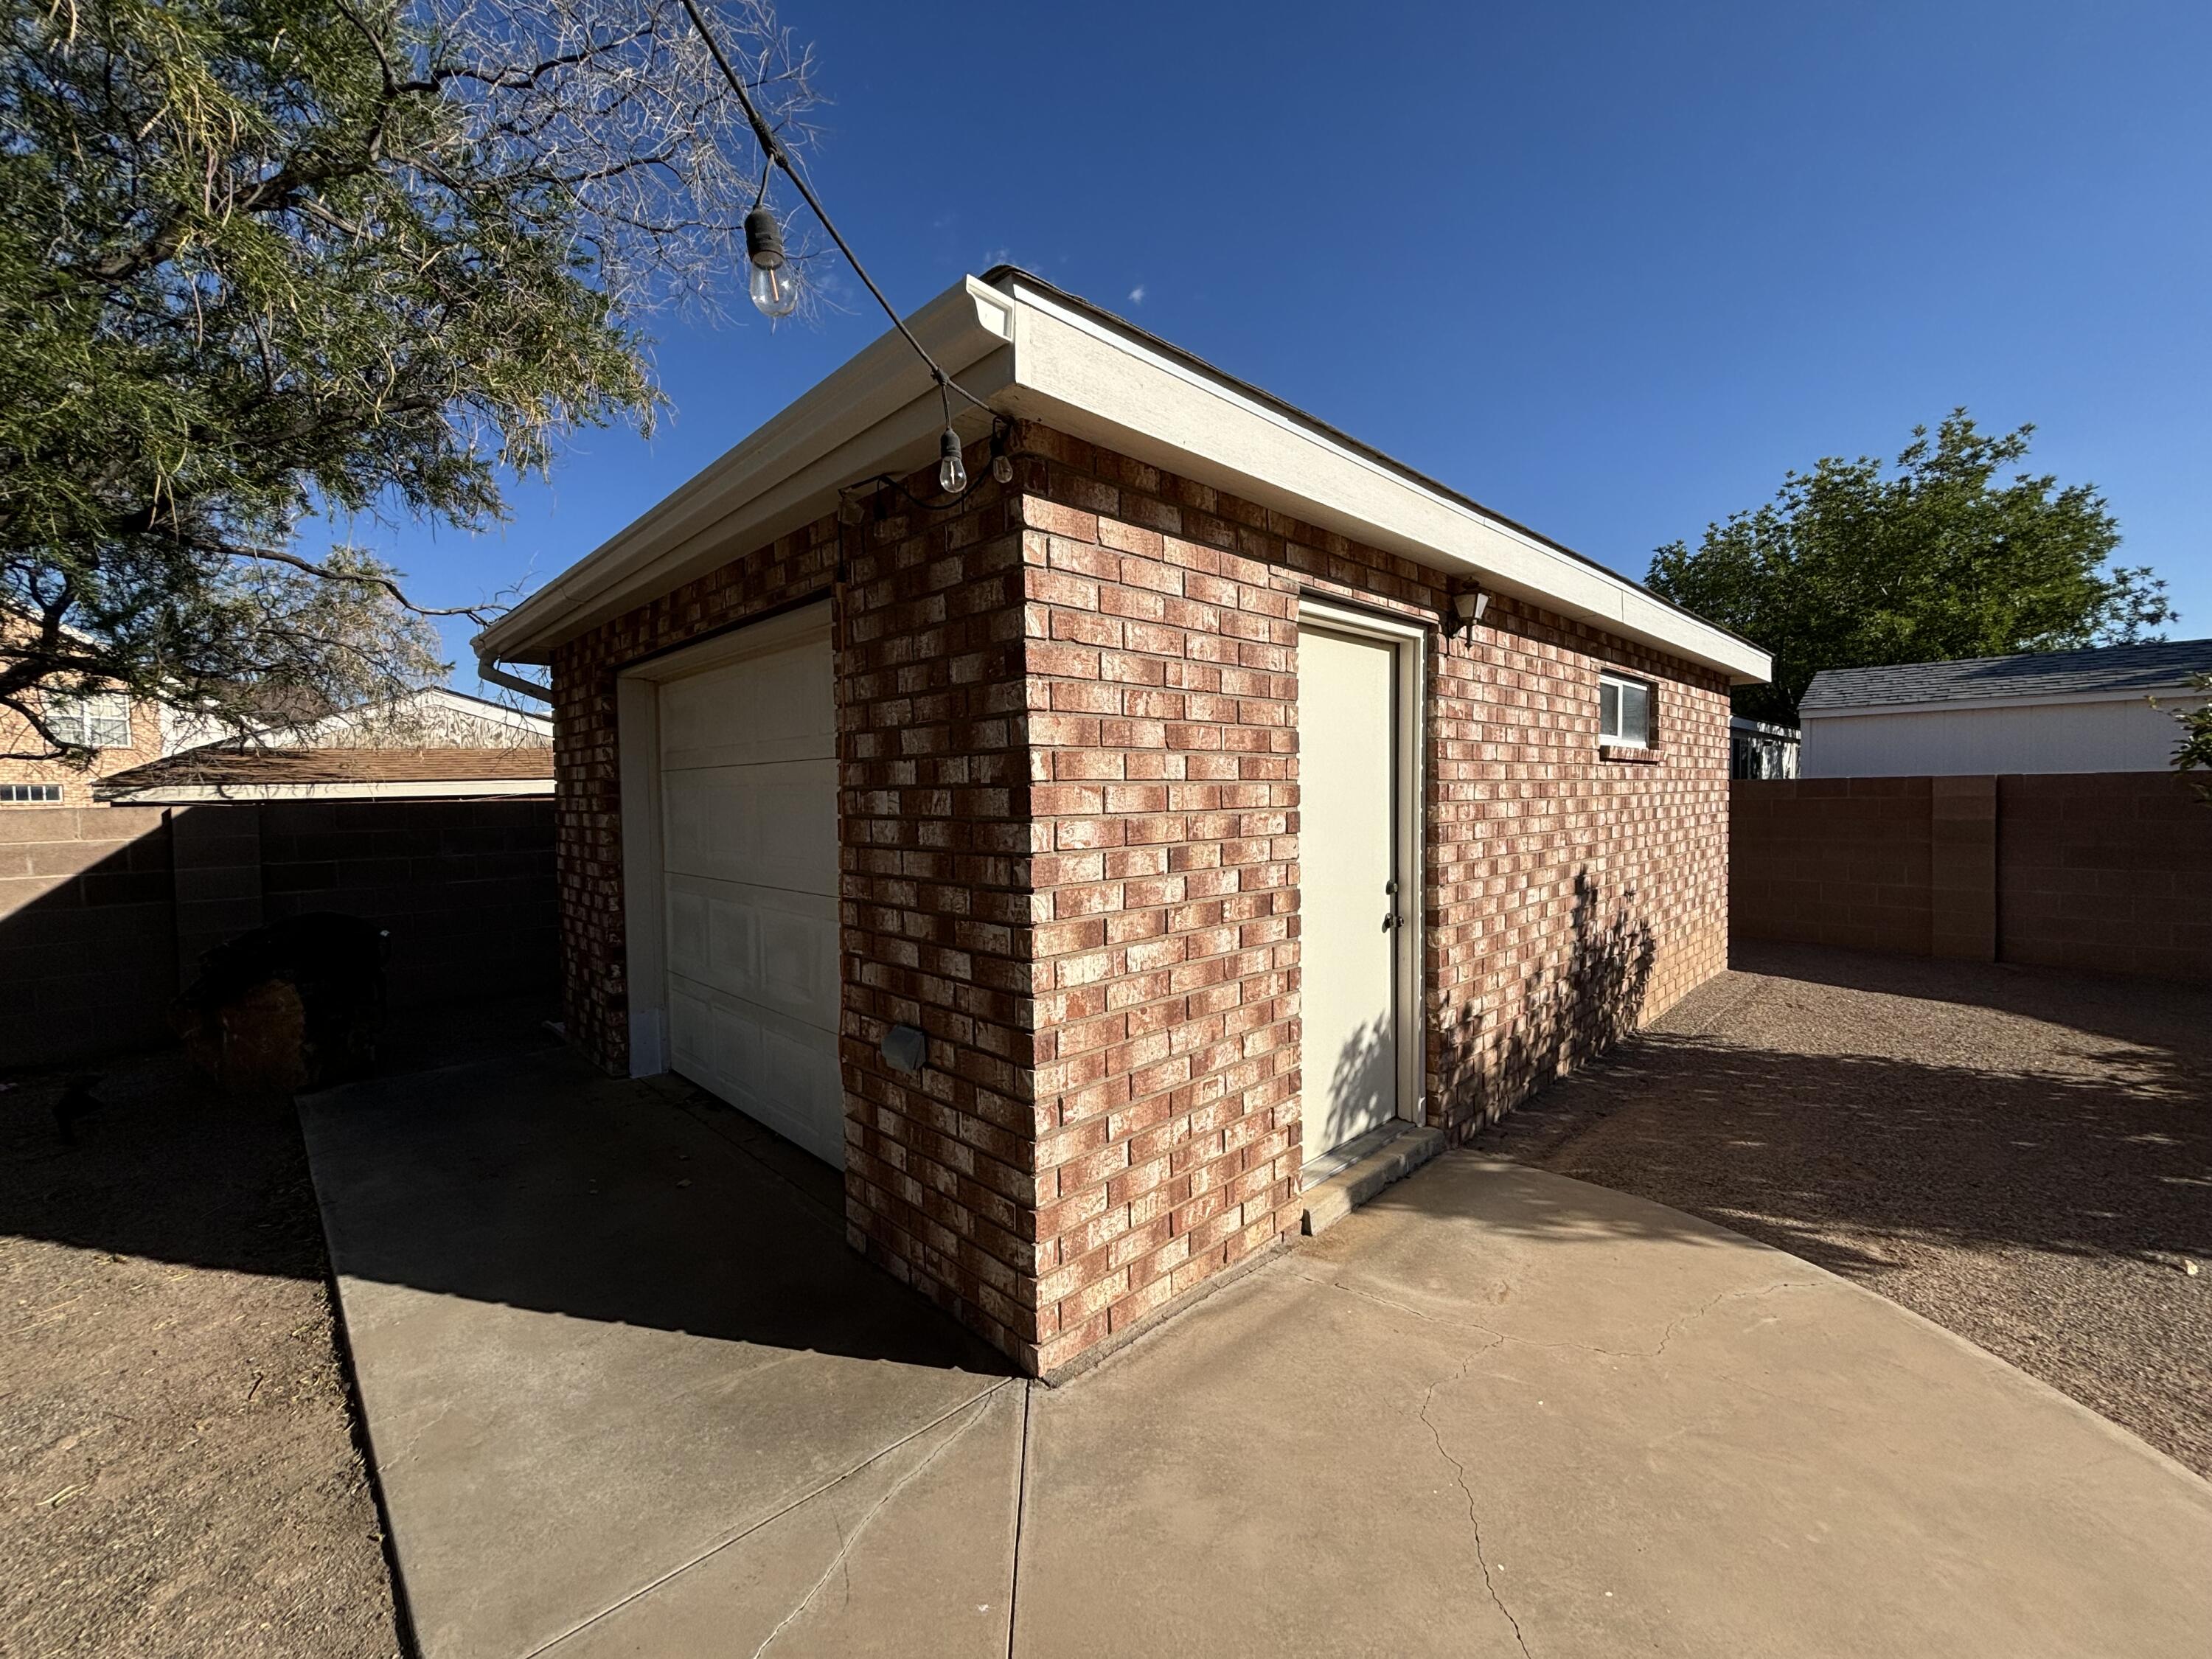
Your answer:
(1300, 1124), (1447, 1237)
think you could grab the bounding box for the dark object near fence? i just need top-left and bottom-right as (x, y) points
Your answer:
(173, 912), (390, 1091)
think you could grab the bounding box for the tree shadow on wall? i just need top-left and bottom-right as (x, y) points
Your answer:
(1433, 869), (1656, 1138)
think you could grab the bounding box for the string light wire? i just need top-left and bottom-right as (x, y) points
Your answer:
(675, 0), (998, 445)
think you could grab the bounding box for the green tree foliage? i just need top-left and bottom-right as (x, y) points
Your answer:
(2172, 677), (2212, 802)
(1647, 411), (2174, 724)
(1, 0), (816, 759)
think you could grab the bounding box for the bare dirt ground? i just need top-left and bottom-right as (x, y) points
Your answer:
(1, 1001), (556, 1658)
(1479, 942), (2212, 1478)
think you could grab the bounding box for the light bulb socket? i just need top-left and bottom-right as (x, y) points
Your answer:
(744, 206), (787, 271)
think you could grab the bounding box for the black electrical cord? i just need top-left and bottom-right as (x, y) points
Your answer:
(675, 0), (996, 434)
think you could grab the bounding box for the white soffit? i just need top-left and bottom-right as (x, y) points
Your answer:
(478, 271), (1770, 684)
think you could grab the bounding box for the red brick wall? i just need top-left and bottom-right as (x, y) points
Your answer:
(1012, 426), (1733, 1370)
(548, 422), (1737, 1375)
(1731, 772), (2212, 982)
(546, 473), (1046, 1360)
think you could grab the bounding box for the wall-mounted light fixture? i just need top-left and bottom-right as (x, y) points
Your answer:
(1442, 581), (1489, 641)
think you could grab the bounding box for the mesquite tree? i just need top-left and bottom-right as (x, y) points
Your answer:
(1, 0), (818, 758)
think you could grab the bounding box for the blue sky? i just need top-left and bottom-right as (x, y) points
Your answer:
(386, 1), (2211, 687)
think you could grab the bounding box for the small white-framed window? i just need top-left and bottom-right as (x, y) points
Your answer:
(1, 782), (65, 803)
(1599, 672), (1653, 747)
(44, 690), (133, 750)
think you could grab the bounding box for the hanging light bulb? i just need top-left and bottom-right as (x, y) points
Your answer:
(745, 206), (798, 318)
(939, 428), (968, 495)
(990, 429), (1014, 484)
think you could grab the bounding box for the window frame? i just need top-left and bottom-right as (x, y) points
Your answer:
(1598, 670), (1655, 749)
(42, 689), (133, 751)
(0, 782), (65, 803)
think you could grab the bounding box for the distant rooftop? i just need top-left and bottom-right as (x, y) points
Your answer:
(1801, 639), (2212, 712)
(99, 745), (553, 801)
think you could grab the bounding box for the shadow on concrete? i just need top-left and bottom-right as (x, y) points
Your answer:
(0, 997), (566, 1292)
(3, 996), (1006, 1377)
(299, 1044), (1013, 1375)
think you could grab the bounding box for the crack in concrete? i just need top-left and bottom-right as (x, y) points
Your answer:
(751, 1385), (1004, 1658)
(523, 1377), (1013, 1658)
(1296, 1270), (1822, 1363)
(374, 1400), (456, 1475)
(1419, 1355), (1532, 1659)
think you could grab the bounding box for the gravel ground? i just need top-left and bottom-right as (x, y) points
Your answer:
(1, 1002), (556, 1658)
(1478, 942), (2212, 1478)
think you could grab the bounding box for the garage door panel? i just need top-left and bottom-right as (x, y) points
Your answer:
(662, 759), (835, 894)
(755, 905), (838, 1026)
(666, 978), (843, 1167)
(656, 622), (843, 1169)
(661, 641), (835, 769)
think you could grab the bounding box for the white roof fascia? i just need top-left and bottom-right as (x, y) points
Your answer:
(1801, 683), (2211, 719)
(992, 276), (1770, 685)
(475, 280), (1017, 663)
(104, 777), (553, 804)
(476, 271), (1768, 684)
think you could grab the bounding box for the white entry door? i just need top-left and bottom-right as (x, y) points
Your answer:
(1298, 623), (1403, 1170)
(657, 622), (845, 1167)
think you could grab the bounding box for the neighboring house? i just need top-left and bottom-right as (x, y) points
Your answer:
(1799, 639), (2212, 776)
(159, 684), (553, 754)
(473, 268), (1773, 1376)
(102, 687), (553, 803)
(0, 611), (164, 805)
(1730, 715), (1800, 779)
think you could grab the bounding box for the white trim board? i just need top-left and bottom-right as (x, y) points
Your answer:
(1295, 597), (1430, 1142)
(477, 272), (1770, 687)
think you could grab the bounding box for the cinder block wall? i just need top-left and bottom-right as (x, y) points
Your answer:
(1731, 773), (2212, 981)
(548, 421), (1736, 1374)
(0, 807), (177, 1062)
(1730, 777), (1935, 953)
(0, 800), (559, 1068)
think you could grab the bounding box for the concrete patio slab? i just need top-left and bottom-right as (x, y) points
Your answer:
(300, 1050), (1009, 1658)
(302, 1053), (2212, 1659)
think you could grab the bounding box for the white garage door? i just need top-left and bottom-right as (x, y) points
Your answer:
(658, 621), (844, 1166)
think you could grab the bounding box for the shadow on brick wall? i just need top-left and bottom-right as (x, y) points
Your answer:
(1425, 869), (1658, 1140)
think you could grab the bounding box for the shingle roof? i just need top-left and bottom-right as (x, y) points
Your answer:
(98, 745), (554, 793)
(1800, 639), (2212, 712)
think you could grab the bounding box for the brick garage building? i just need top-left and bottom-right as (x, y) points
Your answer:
(476, 271), (1770, 1375)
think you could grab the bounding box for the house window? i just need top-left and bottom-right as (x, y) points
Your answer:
(44, 690), (133, 749)
(1, 783), (64, 803)
(1599, 672), (1653, 747)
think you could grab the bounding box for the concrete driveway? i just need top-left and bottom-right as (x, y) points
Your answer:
(302, 1050), (2212, 1658)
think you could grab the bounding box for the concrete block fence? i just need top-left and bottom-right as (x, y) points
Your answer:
(0, 799), (557, 1068)
(1731, 773), (2212, 981)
